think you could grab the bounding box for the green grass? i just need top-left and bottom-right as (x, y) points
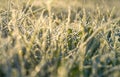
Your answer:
(0, 0), (120, 77)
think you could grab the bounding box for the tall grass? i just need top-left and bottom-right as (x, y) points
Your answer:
(0, 0), (120, 77)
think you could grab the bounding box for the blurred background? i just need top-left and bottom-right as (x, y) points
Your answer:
(0, 0), (120, 17)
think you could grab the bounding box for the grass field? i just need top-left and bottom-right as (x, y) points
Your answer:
(0, 0), (120, 77)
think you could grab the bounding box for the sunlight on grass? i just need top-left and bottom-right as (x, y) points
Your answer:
(0, 0), (120, 77)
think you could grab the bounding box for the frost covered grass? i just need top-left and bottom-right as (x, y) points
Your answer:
(0, 0), (120, 77)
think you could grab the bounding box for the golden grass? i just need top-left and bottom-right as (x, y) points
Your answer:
(0, 0), (120, 77)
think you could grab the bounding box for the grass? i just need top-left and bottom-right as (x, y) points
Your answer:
(0, 0), (120, 77)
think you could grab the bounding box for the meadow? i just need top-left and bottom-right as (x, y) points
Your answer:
(0, 0), (120, 77)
